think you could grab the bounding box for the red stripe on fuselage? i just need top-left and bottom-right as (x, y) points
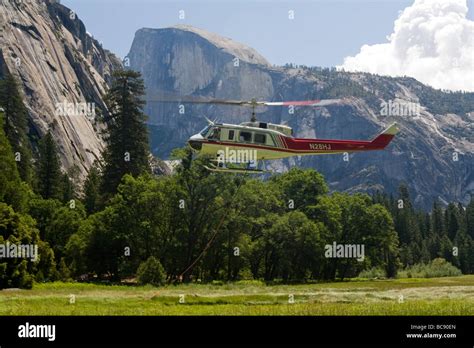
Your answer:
(202, 134), (393, 154)
(285, 135), (394, 151)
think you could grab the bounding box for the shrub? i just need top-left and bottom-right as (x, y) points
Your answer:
(58, 258), (72, 282)
(234, 279), (266, 287)
(136, 257), (166, 286)
(358, 267), (387, 279)
(397, 258), (462, 278)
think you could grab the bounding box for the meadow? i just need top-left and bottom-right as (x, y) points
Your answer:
(1, 276), (474, 315)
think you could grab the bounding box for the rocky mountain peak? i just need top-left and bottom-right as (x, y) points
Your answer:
(128, 25), (474, 209)
(168, 25), (270, 67)
(0, 0), (122, 178)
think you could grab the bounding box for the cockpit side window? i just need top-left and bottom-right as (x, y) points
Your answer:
(254, 133), (266, 144)
(239, 131), (252, 142)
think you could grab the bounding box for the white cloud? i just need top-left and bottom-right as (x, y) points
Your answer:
(339, 0), (474, 92)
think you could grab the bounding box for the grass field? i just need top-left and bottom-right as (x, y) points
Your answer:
(1, 276), (474, 315)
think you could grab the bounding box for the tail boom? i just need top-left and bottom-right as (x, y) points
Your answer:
(285, 123), (399, 154)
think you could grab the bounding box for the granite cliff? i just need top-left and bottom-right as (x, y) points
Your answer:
(0, 0), (122, 177)
(128, 25), (474, 209)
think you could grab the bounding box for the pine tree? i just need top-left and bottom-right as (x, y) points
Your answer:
(445, 203), (460, 241)
(420, 241), (431, 263)
(83, 161), (101, 214)
(0, 112), (28, 211)
(101, 69), (150, 196)
(431, 199), (445, 236)
(393, 184), (412, 244)
(0, 73), (33, 184)
(61, 173), (74, 203)
(467, 196), (474, 239)
(37, 131), (62, 200)
(61, 165), (80, 204)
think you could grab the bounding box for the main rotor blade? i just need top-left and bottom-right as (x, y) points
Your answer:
(145, 92), (250, 106)
(145, 91), (344, 107)
(263, 99), (343, 106)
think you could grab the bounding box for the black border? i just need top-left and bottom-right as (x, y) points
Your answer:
(0, 316), (473, 346)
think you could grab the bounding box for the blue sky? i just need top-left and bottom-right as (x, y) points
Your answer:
(61, 0), (473, 69)
(59, 0), (408, 66)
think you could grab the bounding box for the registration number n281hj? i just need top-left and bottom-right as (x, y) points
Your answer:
(309, 143), (332, 150)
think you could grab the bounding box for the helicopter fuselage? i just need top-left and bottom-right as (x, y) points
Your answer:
(188, 122), (398, 163)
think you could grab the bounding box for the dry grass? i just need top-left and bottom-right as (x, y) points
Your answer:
(1, 275), (473, 315)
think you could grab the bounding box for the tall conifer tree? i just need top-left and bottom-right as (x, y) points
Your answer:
(37, 131), (62, 200)
(0, 73), (33, 184)
(101, 69), (150, 196)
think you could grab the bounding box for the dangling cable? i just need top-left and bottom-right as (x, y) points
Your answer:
(175, 173), (248, 282)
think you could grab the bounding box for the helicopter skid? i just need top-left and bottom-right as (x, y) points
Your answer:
(204, 163), (266, 174)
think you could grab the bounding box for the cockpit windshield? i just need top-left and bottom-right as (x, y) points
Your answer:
(199, 125), (212, 137)
(200, 125), (221, 140)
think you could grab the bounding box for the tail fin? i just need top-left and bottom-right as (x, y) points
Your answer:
(371, 123), (399, 148)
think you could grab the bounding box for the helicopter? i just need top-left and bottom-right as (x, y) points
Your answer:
(146, 94), (399, 174)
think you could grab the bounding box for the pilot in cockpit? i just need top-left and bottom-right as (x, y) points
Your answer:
(209, 127), (221, 140)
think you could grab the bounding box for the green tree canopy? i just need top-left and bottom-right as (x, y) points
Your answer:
(271, 168), (328, 213)
(0, 203), (56, 289)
